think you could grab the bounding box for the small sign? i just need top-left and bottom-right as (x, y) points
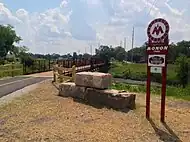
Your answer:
(150, 67), (162, 73)
(148, 54), (165, 67)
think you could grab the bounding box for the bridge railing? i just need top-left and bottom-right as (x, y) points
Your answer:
(53, 58), (105, 83)
(56, 58), (105, 68)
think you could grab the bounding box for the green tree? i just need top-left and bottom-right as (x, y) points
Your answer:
(72, 52), (78, 59)
(114, 46), (126, 61)
(83, 53), (91, 59)
(175, 56), (189, 88)
(95, 45), (113, 63)
(0, 25), (22, 58)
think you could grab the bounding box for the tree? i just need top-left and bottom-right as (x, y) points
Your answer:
(73, 52), (77, 59)
(175, 56), (189, 88)
(83, 53), (91, 59)
(95, 45), (113, 63)
(19, 52), (34, 67)
(114, 46), (126, 61)
(0, 25), (22, 58)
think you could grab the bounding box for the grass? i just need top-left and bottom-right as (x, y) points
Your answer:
(112, 82), (190, 101)
(0, 60), (53, 78)
(109, 61), (179, 85)
(0, 63), (23, 78)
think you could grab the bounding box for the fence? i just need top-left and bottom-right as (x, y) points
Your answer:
(0, 63), (23, 78)
(53, 58), (106, 82)
(0, 59), (54, 78)
(23, 59), (54, 75)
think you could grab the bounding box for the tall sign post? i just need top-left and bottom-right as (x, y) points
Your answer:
(146, 18), (170, 122)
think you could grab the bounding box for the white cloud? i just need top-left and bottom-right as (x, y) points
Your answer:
(0, 0), (190, 54)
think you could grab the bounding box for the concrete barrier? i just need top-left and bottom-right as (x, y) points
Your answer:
(59, 82), (136, 110)
(86, 88), (136, 109)
(59, 82), (86, 100)
(75, 72), (112, 89)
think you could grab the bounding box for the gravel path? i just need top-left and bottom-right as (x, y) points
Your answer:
(0, 80), (189, 142)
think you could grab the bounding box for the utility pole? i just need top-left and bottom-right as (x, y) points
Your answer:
(131, 26), (134, 63)
(124, 37), (126, 50)
(124, 37), (127, 61)
(90, 45), (92, 55)
(120, 40), (123, 47)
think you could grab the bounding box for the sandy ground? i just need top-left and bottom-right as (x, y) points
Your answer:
(0, 80), (190, 142)
(25, 71), (53, 77)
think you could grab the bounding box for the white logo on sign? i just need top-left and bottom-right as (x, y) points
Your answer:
(148, 54), (166, 67)
(150, 22), (166, 39)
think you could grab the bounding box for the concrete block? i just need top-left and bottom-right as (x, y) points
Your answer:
(59, 82), (86, 99)
(75, 72), (112, 89)
(86, 88), (136, 109)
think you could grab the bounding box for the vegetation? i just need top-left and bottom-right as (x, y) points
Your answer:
(0, 63), (23, 78)
(94, 41), (190, 100)
(112, 82), (190, 101)
(175, 56), (189, 88)
(109, 61), (178, 85)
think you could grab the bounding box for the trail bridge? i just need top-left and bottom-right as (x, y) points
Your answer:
(54, 57), (106, 76)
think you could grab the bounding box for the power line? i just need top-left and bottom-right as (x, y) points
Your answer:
(147, 0), (158, 16)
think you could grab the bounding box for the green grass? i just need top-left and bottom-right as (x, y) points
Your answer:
(112, 82), (190, 101)
(0, 63), (23, 78)
(0, 60), (53, 78)
(109, 61), (178, 85)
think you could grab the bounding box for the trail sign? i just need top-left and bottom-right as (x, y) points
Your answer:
(147, 18), (169, 42)
(147, 18), (169, 54)
(146, 18), (169, 122)
(150, 67), (162, 74)
(148, 54), (165, 67)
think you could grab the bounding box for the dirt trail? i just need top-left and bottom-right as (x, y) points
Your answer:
(0, 80), (189, 142)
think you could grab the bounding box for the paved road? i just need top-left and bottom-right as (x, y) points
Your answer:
(0, 76), (30, 85)
(0, 76), (52, 98)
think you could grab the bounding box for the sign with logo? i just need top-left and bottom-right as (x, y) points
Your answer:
(146, 18), (170, 122)
(147, 18), (169, 42)
(150, 67), (162, 74)
(148, 54), (165, 67)
(147, 18), (169, 54)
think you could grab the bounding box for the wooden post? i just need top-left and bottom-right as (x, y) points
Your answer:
(71, 65), (76, 82)
(161, 65), (167, 122)
(53, 72), (57, 82)
(146, 65), (151, 119)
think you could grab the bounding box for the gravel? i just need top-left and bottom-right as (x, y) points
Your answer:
(0, 80), (189, 142)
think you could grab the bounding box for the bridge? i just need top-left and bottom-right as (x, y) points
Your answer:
(54, 57), (106, 77)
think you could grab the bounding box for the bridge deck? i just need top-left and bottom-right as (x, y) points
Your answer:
(57, 63), (105, 76)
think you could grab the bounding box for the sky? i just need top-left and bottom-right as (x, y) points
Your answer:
(0, 0), (190, 54)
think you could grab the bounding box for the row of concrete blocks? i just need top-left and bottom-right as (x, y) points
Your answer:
(59, 82), (136, 110)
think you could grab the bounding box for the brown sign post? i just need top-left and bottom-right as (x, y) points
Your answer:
(146, 18), (170, 122)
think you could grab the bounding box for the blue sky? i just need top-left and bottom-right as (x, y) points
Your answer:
(2, 0), (62, 12)
(0, 0), (189, 54)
